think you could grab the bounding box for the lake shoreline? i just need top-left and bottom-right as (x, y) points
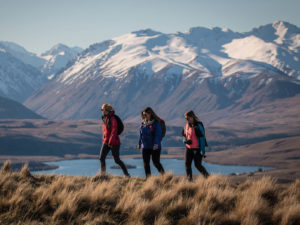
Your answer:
(3, 153), (298, 184)
(1, 153), (276, 173)
(31, 157), (273, 181)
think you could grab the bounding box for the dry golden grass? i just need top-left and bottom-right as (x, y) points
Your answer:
(0, 161), (299, 225)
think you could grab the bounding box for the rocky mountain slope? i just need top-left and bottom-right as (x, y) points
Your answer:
(23, 21), (300, 123)
(0, 42), (82, 102)
(0, 48), (45, 102)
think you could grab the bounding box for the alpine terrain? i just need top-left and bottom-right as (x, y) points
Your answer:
(0, 42), (82, 102)
(21, 21), (300, 124)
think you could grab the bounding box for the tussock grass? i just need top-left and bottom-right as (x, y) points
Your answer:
(0, 161), (299, 225)
(1, 160), (11, 173)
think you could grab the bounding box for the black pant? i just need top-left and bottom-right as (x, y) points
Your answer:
(142, 149), (165, 177)
(185, 148), (209, 181)
(99, 144), (129, 176)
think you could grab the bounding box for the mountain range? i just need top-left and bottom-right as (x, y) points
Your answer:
(23, 21), (300, 124)
(0, 42), (82, 102)
(0, 21), (299, 123)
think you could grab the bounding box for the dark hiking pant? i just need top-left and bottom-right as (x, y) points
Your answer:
(142, 148), (165, 177)
(100, 144), (129, 176)
(185, 148), (209, 181)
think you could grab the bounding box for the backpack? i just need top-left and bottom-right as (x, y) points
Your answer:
(104, 114), (124, 135)
(114, 115), (124, 135)
(160, 119), (166, 138)
(198, 121), (208, 147)
(149, 119), (166, 139)
(183, 122), (208, 147)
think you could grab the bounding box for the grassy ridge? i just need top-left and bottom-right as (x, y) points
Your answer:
(1, 162), (299, 225)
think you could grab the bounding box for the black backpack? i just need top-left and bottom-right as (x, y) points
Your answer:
(103, 114), (124, 135)
(160, 119), (166, 138)
(114, 115), (124, 135)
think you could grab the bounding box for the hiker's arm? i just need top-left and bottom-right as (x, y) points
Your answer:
(198, 124), (206, 155)
(182, 127), (187, 143)
(154, 122), (162, 145)
(108, 117), (118, 146)
(138, 127), (142, 149)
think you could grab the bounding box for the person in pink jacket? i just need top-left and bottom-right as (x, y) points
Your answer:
(182, 110), (209, 181)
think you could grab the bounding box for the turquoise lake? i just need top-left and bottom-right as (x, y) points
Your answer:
(32, 158), (272, 177)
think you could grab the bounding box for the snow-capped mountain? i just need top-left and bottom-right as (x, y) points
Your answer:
(225, 21), (300, 79)
(0, 41), (45, 68)
(40, 44), (83, 79)
(0, 41), (83, 78)
(0, 42), (82, 102)
(24, 21), (300, 122)
(0, 49), (46, 102)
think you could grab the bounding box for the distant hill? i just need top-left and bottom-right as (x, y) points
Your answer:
(1, 118), (299, 181)
(0, 96), (43, 119)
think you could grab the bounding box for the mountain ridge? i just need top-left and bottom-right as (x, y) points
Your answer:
(0, 41), (83, 102)
(24, 21), (300, 122)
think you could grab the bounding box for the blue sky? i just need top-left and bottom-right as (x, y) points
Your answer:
(1, 0), (299, 54)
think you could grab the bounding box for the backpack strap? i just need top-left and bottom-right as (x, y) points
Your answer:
(149, 124), (153, 134)
(106, 114), (114, 130)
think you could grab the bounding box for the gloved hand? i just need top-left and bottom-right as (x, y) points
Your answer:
(184, 140), (192, 145)
(153, 144), (159, 150)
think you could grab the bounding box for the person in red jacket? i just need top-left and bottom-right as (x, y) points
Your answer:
(99, 103), (130, 177)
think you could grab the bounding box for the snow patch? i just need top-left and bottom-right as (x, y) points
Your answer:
(223, 36), (278, 62)
(47, 74), (55, 80)
(266, 78), (273, 85)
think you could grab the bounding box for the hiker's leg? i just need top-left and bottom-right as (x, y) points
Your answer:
(142, 149), (151, 177)
(152, 149), (165, 175)
(185, 148), (193, 181)
(111, 145), (130, 176)
(99, 143), (110, 173)
(194, 150), (209, 178)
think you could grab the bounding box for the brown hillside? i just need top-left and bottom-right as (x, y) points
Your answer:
(0, 163), (299, 225)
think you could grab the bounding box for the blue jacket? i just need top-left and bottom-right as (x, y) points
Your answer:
(139, 120), (162, 150)
(182, 122), (207, 155)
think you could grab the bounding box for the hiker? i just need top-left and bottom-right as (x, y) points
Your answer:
(182, 110), (209, 181)
(99, 103), (130, 177)
(138, 107), (165, 178)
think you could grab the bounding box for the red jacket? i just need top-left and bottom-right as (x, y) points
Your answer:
(102, 111), (120, 146)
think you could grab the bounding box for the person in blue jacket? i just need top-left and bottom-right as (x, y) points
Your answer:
(138, 107), (165, 177)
